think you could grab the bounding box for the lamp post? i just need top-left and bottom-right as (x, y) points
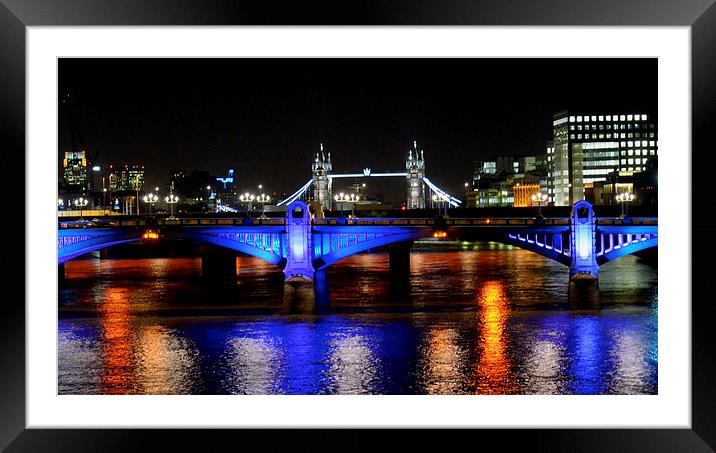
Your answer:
(432, 194), (448, 216)
(255, 193), (271, 216)
(531, 192), (548, 217)
(239, 193), (255, 213)
(334, 193), (359, 218)
(616, 192), (635, 218)
(73, 197), (88, 220)
(143, 192), (158, 216)
(165, 193), (179, 219)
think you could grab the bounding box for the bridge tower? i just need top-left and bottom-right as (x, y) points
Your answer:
(406, 141), (426, 209)
(312, 143), (333, 211)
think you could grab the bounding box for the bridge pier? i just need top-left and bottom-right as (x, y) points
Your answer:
(283, 270), (330, 313)
(387, 241), (412, 299)
(569, 276), (600, 308)
(58, 263), (66, 287)
(199, 246), (237, 285)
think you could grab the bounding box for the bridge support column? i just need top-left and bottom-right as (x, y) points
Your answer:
(568, 201), (600, 307)
(200, 246), (237, 285)
(569, 277), (600, 308)
(58, 263), (66, 287)
(388, 241), (413, 299)
(283, 271), (330, 313)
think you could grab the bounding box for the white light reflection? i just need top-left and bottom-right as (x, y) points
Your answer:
(325, 334), (378, 394)
(135, 325), (200, 394)
(225, 336), (283, 394)
(418, 327), (467, 394)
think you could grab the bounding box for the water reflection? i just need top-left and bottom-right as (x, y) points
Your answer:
(223, 335), (283, 394)
(418, 327), (467, 394)
(473, 281), (517, 394)
(135, 325), (200, 394)
(99, 287), (135, 394)
(324, 331), (379, 394)
(58, 248), (658, 395)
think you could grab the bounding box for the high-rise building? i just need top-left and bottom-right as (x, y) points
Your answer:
(62, 150), (89, 190)
(551, 111), (658, 206)
(108, 164), (145, 193)
(405, 141), (425, 209)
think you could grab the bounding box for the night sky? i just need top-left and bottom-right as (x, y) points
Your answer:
(58, 58), (656, 203)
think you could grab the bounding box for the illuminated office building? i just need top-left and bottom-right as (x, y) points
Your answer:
(62, 150), (89, 190)
(108, 164), (145, 192)
(551, 111), (658, 206)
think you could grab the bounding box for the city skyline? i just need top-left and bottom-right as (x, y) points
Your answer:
(58, 58), (657, 203)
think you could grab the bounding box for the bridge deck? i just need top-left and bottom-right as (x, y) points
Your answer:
(58, 216), (657, 229)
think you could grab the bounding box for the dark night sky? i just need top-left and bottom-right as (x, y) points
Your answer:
(58, 58), (656, 203)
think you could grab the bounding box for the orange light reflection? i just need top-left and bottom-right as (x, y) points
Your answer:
(99, 287), (136, 393)
(473, 281), (517, 394)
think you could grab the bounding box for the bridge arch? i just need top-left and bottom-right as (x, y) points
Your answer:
(312, 227), (430, 270)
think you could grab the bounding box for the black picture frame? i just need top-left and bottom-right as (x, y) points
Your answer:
(1, 0), (714, 451)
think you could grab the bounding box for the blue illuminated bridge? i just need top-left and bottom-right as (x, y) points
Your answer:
(58, 200), (657, 309)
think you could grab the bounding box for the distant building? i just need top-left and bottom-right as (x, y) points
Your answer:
(108, 164), (145, 193)
(513, 183), (541, 207)
(62, 150), (89, 191)
(551, 111), (658, 206)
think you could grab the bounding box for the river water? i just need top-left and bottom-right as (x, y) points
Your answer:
(58, 241), (658, 395)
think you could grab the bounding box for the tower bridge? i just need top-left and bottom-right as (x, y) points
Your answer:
(278, 141), (462, 211)
(58, 200), (657, 311)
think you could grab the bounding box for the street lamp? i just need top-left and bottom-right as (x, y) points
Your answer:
(239, 192), (255, 213)
(165, 194), (179, 219)
(432, 194), (448, 216)
(143, 192), (158, 216)
(531, 192), (548, 217)
(73, 197), (88, 220)
(334, 193), (359, 217)
(616, 192), (635, 218)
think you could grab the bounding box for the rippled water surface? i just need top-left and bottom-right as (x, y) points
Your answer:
(58, 243), (657, 395)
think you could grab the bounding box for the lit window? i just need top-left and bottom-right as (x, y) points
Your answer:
(591, 116), (596, 121)
(620, 141), (626, 147)
(570, 134), (575, 139)
(650, 150), (655, 155)
(621, 150), (626, 155)
(642, 114), (648, 121)
(606, 115), (612, 121)
(627, 114), (633, 121)
(649, 140), (655, 146)
(643, 158), (648, 165)
(577, 134), (582, 139)
(592, 134), (597, 139)
(628, 158), (634, 164)
(635, 149), (641, 156)
(569, 116), (575, 122)
(628, 167), (633, 171)
(628, 141), (634, 147)
(636, 158), (641, 164)
(621, 159), (626, 164)
(620, 115), (626, 121)
(607, 134), (612, 139)
(599, 134), (604, 139)
(628, 150), (634, 156)
(570, 125), (575, 130)
(577, 125), (582, 130)
(577, 116), (583, 122)
(598, 115), (604, 121)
